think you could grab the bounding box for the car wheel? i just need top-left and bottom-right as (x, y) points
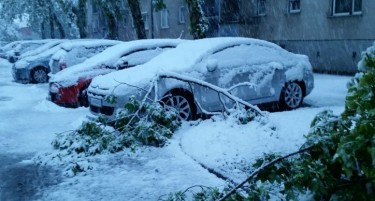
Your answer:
(279, 82), (303, 110)
(162, 90), (196, 121)
(78, 88), (89, 107)
(31, 67), (48, 83)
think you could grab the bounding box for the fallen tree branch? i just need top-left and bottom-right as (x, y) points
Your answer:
(159, 72), (264, 117)
(217, 145), (314, 201)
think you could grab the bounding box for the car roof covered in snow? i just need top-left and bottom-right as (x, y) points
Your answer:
(59, 39), (121, 51)
(89, 37), (310, 93)
(20, 40), (66, 59)
(50, 38), (186, 84)
(17, 40), (68, 62)
(50, 39), (121, 61)
(0, 39), (55, 52)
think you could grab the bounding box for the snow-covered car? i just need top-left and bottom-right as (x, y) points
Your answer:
(11, 40), (67, 83)
(0, 39), (57, 62)
(48, 39), (186, 108)
(49, 39), (121, 74)
(87, 37), (314, 121)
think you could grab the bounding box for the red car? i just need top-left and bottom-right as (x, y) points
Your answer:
(49, 39), (185, 107)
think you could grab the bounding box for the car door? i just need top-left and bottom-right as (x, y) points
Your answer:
(196, 44), (279, 111)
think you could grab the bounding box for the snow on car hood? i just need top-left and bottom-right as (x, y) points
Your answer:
(89, 37), (311, 96)
(50, 39), (185, 86)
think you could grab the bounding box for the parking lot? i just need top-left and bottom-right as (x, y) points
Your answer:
(0, 58), (352, 200)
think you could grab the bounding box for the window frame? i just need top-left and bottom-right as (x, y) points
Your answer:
(131, 12), (149, 30)
(332, 0), (362, 16)
(160, 9), (169, 29)
(257, 0), (267, 16)
(289, 0), (301, 13)
(179, 6), (186, 24)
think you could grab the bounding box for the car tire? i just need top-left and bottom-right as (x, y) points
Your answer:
(162, 90), (197, 121)
(78, 88), (89, 107)
(279, 82), (304, 110)
(31, 67), (48, 83)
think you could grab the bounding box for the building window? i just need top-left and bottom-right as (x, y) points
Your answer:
(332, 0), (362, 16)
(160, 9), (169, 29)
(132, 12), (149, 30)
(179, 6), (186, 24)
(92, 3), (99, 13)
(289, 0), (301, 13)
(257, 0), (266, 16)
(142, 12), (149, 30)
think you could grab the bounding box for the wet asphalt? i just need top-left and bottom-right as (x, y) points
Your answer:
(0, 153), (61, 201)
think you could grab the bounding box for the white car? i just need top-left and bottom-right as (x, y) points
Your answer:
(87, 37), (314, 121)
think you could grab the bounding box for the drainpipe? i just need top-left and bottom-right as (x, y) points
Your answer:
(151, 0), (154, 39)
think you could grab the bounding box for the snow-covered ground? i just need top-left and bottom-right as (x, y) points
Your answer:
(0, 59), (351, 200)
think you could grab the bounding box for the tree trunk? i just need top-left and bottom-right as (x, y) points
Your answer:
(127, 0), (146, 39)
(73, 0), (88, 38)
(41, 22), (46, 39)
(49, 13), (55, 39)
(102, 7), (118, 39)
(53, 14), (66, 38)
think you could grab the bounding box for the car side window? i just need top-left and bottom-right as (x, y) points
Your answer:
(206, 44), (283, 69)
(122, 47), (173, 67)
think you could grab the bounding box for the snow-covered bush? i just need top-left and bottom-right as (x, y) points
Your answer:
(53, 96), (181, 157)
(35, 97), (181, 176)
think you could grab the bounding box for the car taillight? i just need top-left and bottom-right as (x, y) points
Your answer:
(59, 62), (67, 70)
(50, 83), (60, 93)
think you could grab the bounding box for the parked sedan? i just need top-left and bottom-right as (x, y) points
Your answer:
(1, 39), (57, 62)
(11, 40), (66, 83)
(48, 39), (186, 108)
(87, 37), (314, 121)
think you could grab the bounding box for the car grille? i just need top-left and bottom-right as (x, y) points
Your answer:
(90, 105), (115, 116)
(87, 91), (106, 98)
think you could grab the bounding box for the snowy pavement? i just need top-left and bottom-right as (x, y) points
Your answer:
(0, 60), (352, 200)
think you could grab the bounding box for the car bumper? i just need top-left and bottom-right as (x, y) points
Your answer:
(12, 66), (30, 83)
(88, 91), (118, 121)
(49, 82), (77, 106)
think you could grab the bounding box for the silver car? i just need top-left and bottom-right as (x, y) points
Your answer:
(88, 37), (314, 121)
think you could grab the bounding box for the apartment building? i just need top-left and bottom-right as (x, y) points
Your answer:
(86, 0), (191, 41)
(86, 0), (375, 74)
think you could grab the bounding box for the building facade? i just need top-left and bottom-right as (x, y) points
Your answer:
(86, 0), (191, 41)
(239, 0), (375, 74)
(86, 0), (375, 74)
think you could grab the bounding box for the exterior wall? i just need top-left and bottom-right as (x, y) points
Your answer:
(239, 0), (375, 74)
(86, 0), (192, 41)
(85, 0), (374, 74)
(150, 0), (192, 39)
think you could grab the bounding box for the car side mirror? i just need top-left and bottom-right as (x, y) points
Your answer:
(206, 59), (218, 72)
(116, 61), (129, 70)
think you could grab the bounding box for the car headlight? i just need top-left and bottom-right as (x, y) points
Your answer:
(50, 83), (60, 93)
